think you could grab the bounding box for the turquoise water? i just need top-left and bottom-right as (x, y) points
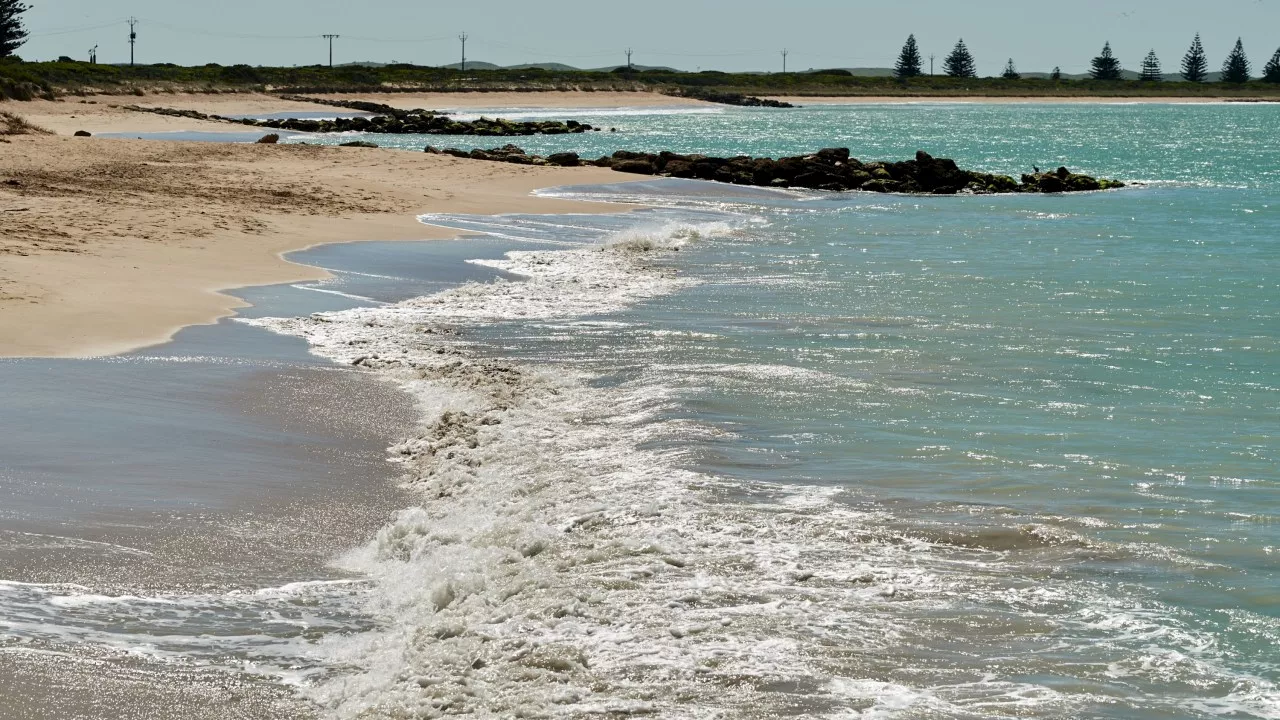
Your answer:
(286, 103), (1278, 717)
(21, 103), (1278, 718)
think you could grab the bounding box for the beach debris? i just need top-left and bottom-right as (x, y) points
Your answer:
(429, 144), (1125, 195)
(73, 130), (92, 137)
(255, 133), (280, 144)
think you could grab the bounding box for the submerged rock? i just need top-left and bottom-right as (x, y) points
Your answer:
(430, 145), (1124, 195)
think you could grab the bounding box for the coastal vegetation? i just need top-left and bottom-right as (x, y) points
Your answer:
(1183, 34), (1209, 82)
(5, 59), (1280, 102)
(1222, 38), (1252, 83)
(1090, 42), (1123, 81)
(4, 12), (1280, 101)
(0, 0), (28, 59)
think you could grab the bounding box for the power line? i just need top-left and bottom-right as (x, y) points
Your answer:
(322, 34), (340, 68)
(29, 20), (125, 38)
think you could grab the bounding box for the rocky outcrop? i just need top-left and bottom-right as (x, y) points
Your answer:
(276, 95), (420, 118)
(426, 145), (1124, 195)
(120, 104), (598, 137)
(256, 133), (280, 144)
(666, 89), (795, 108)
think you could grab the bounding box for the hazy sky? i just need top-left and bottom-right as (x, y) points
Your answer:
(23, 1), (1280, 76)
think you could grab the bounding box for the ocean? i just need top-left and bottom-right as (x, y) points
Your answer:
(5, 102), (1278, 718)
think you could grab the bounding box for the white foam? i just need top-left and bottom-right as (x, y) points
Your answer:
(238, 213), (1275, 718)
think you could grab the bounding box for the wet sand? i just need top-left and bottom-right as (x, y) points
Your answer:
(0, 249), (439, 718)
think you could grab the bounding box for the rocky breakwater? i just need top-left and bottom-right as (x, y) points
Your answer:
(120, 103), (598, 137)
(424, 145), (1125, 195)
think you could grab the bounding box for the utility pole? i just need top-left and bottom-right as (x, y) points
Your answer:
(89, 45), (98, 64)
(128, 17), (137, 66)
(322, 34), (339, 68)
(459, 32), (468, 72)
(781, 48), (789, 73)
(626, 48), (633, 71)
(929, 54), (935, 76)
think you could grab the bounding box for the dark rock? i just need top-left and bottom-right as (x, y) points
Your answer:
(817, 147), (850, 164)
(614, 159), (658, 175)
(256, 133), (280, 144)
(339, 141), (379, 148)
(73, 130), (92, 137)
(667, 89), (796, 108)
(663, 160), (695, 178)
(545, 152), (582, 167)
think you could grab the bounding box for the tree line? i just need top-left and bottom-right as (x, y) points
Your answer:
(896, 33), (1280, 83)
(4, 0), (1279, 86)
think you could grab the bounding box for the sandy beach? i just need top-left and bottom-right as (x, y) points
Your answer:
(0, 97), (637, 358)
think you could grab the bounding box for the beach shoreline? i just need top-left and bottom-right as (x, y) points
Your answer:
(0, 111), (639, 358)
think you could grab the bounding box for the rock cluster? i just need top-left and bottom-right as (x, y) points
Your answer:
(425, 144), (584, 166)
(666, 89), (795, 108)
(121, 103), (598, 137)
(242, 114), (596, 136)
(425, 145), (1125, 195)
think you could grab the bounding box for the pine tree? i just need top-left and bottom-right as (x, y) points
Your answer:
(1264, 47), (1280, 83)
(895, 34), (923, 79)
(1222, 37), (1251, 83)
(1002, 59), (1020, 80)
(1051, 66), (1062, 81)
(1090, 42), (1122, 80)
(943, 39), (977, 78)
(1140, 49), (1163, 81)
(0, 0), (31, 58)
(1182, 33), (1208, 82)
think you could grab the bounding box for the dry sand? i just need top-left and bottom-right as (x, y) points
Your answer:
(0, 111), (634, 358)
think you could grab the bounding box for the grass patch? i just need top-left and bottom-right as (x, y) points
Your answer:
(0, 112), (53, 135)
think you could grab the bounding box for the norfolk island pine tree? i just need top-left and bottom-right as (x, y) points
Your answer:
(1091, 42), (1122, 80)
(1222, 38), (1251, 83)
(895, 34), (923, 79)
(0, 0), (31, 58)
(1182, 34), (1209, 82)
